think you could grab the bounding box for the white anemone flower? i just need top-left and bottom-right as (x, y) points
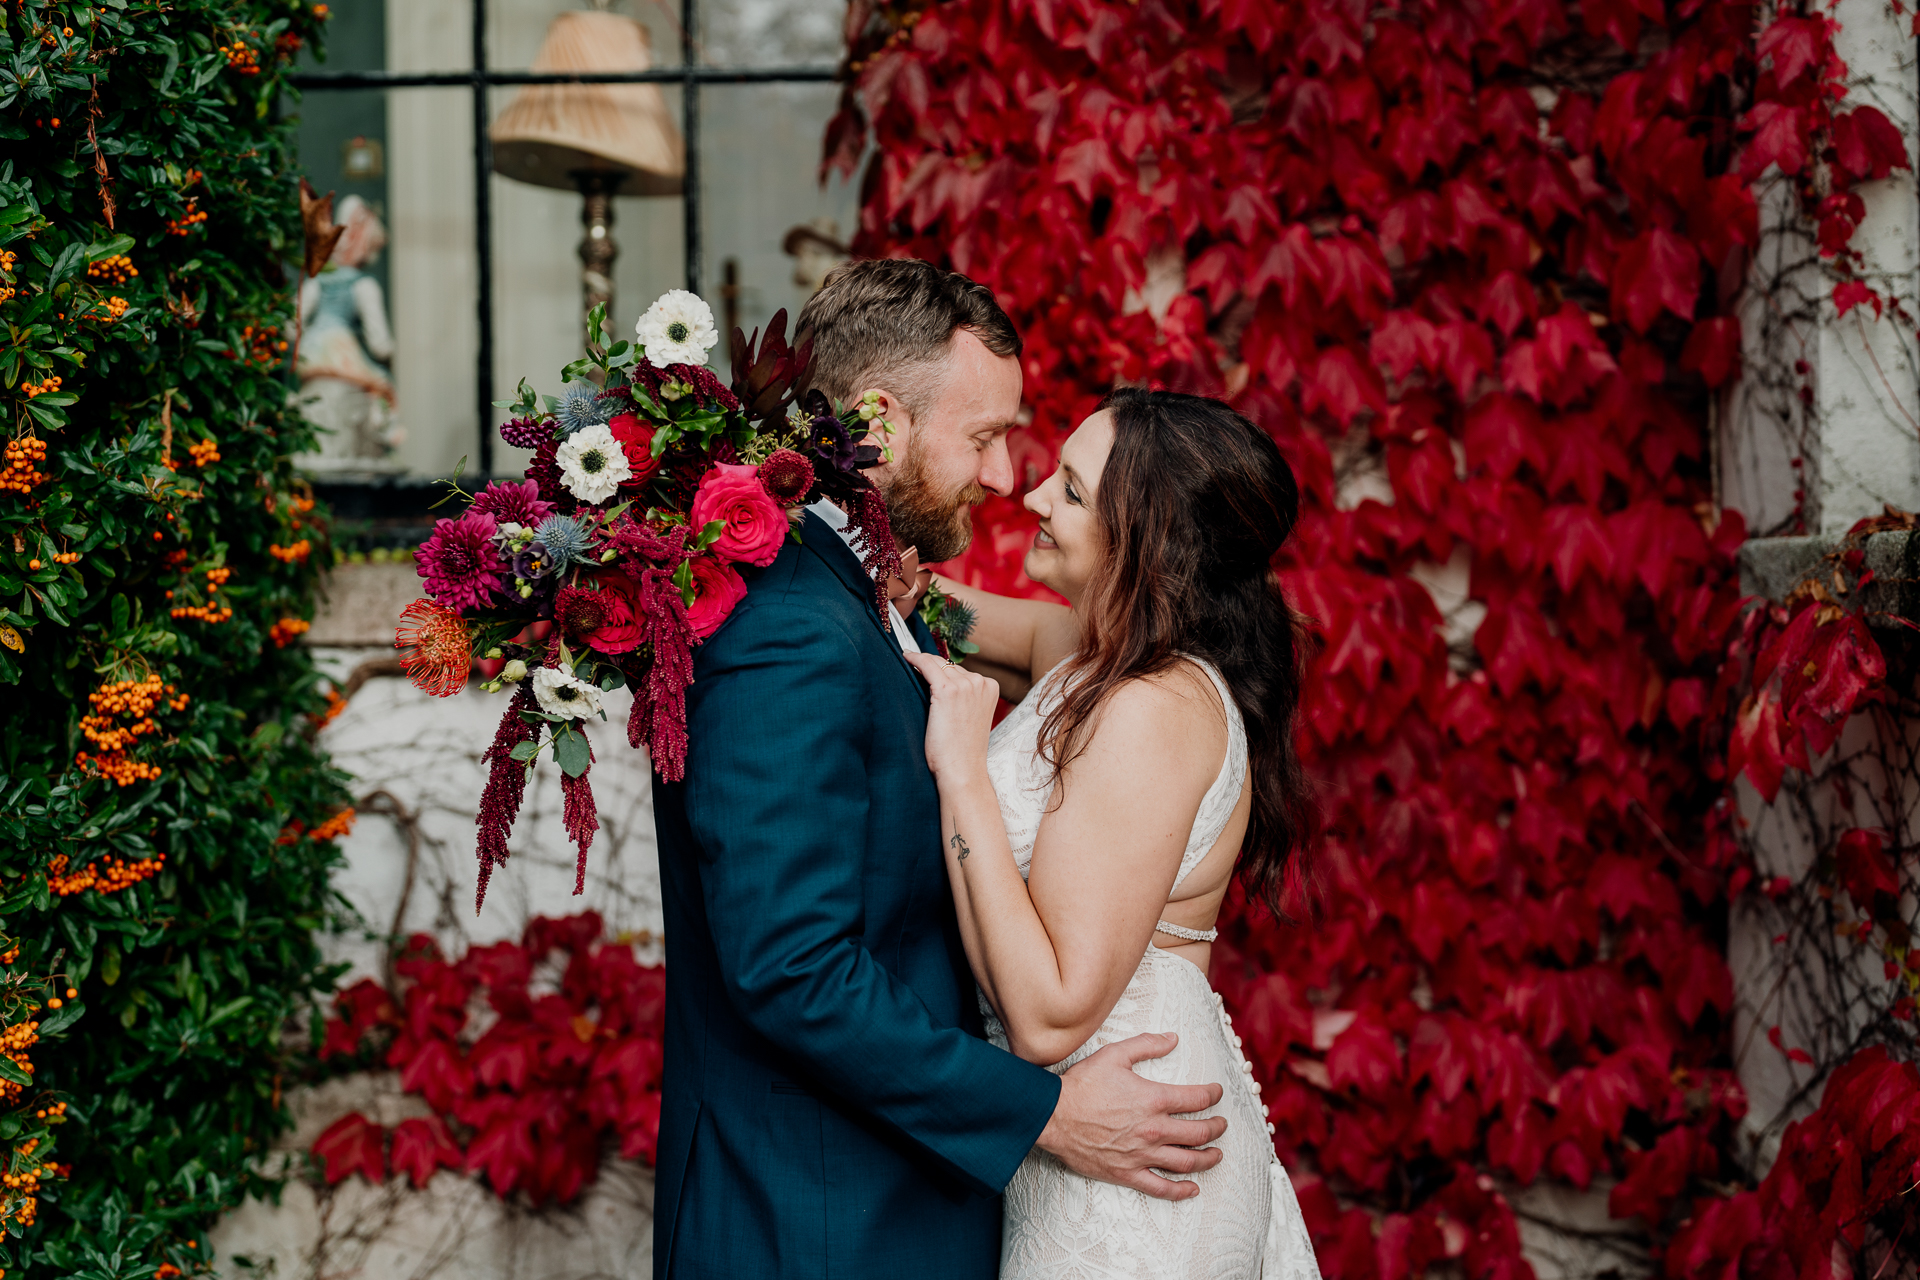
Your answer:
(635, 289), (720, 368)
(532, 666), (604, 721)
(554, 422), (631, 504)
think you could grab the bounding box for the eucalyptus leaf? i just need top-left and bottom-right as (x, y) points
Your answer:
(553, 726), (591, 778)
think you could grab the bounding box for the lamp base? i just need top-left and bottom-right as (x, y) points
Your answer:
(573, 169), (627, 323)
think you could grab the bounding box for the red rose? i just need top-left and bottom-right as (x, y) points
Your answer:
(608, 413), (663, 486)
(585, 572), (647, 654)
(685, 555), (746, 638)
(690, 462), (789, 567)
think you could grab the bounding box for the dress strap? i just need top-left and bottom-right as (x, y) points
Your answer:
(1154, 920), (1219, 942)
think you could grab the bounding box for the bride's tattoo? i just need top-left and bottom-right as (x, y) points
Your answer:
(949, 832), (971, 861)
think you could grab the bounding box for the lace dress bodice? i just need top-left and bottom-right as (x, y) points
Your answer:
(982, 658), (1320, 1280)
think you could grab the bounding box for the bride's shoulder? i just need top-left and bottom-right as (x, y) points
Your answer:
(1082, 660), (1229, 752)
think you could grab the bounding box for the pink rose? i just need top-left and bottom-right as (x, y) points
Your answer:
(584, 571), (647, 654)
(608, 413), (663, 486)
(690, 462), (788, 567)
(685, 555), (747, 638)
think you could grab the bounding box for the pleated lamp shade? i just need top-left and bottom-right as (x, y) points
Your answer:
(490, 10), (684, 197)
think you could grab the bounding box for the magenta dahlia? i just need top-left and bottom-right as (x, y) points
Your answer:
(469, 478), (556, 528)
(415, 509), (507, 611)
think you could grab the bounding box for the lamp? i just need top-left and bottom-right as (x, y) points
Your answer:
(490, 8), (684, 320)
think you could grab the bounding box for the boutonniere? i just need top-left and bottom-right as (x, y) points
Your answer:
(916, 582), (979, 661)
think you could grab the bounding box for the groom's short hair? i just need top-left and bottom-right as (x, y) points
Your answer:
(796, 259), (1021, 420)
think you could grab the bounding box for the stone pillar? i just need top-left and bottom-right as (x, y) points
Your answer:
(1721, 0), (1920, 1174)
(1723, 0), (1920, 537)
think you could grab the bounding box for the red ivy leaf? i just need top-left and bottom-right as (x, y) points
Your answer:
(311, 1112), (385, 1186)
(1612, 229), (1699, 332)
(1680, 317), (1742, 388)
(390, 1115), (463, 1188)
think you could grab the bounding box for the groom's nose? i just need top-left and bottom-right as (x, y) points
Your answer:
(977, 434), (1015, 498)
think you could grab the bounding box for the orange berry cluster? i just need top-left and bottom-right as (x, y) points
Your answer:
(80, 677), (181, 753)
(219, 39), (260, 73)
(240, 324), (287, 366)
(32, 1102), (66, 1122)
(312, 687), (348, 729)
(31, 552), (80, 568)
(309, 808), (357, 842)
(87, 254), (137, 285)
(169, 602), (232, 623)
(155, 1267), (182, 1280)
(269, 539), (311, 563)
(0, 288), (14, 306)
(166, 206), (207, 237)
(75, 752), (163, 786)
(97, 296), (129, 322)
(206, 566), (232, 587)
(0, 1021), (37, 1103)
(268, 616), (310, 648)
(20, 377), (60, 399)
(1, 438), (49, 494)
(46, 852), (166, 895)
(0, 250), (14, 271)
(187, 437), (220, 468)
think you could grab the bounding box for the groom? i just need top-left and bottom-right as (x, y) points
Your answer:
(651, 259), (1228, 1279)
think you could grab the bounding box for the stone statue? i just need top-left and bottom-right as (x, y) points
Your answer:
(295, 195), (403, 471)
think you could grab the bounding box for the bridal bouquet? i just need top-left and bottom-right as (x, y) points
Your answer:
(395, 291), (913, 907)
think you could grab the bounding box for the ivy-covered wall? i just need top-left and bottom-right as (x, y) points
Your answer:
(0, 1), (348, 1274)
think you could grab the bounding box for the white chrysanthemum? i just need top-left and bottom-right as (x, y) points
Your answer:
(635, 289), (720, 368)
(532, 666), (604, 721)
(554, 423), (631, 504)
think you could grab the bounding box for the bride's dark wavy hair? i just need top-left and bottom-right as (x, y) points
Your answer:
(1039, 387), (1312, 918)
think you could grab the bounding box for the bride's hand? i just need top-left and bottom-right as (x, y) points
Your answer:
(904, 652), (1002, 782)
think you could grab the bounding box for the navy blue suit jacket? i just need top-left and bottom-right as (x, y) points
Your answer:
(651, 510), (1061, 1279)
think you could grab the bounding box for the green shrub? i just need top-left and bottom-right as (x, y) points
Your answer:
(0, 2), (347, 1274)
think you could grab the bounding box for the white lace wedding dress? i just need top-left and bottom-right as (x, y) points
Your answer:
(982, 658), (1321, 1280)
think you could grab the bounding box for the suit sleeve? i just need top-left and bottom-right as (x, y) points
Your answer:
(682, 600), (1060, 1196)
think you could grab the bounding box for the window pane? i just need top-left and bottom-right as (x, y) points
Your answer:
(697, 81), (859, 376)
(699, 0), (843, 67)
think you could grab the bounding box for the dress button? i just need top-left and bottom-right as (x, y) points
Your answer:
(1240, 1061), (1252, 1073)
(1231, 1035), (1242, 1048)
(1266, 1123), (1276, 1134)
(1262, 1105), (1270, 1116)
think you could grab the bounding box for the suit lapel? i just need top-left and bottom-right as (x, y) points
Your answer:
(796, 510), (931, 708)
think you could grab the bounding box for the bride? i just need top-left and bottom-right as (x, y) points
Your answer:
(904, 387), (1322, 1280)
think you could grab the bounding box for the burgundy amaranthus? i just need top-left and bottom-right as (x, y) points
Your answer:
(562, 745), (599, 896)
(607, 522), (699, 780)
(476, 685), (539, 910)
(845, 488), (903, 611)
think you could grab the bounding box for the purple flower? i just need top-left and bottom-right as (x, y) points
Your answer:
(415, 509), (507, 612)
(469, 479), (556, 528)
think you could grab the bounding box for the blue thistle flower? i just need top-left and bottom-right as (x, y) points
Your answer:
(555, 381), (615, 438)
(532, 515), (593, 567)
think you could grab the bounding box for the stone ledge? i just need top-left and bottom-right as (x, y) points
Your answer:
(309, 562), (424, 648)
(1737, 531), (1920, 621)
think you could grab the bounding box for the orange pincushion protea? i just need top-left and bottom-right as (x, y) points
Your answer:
(395, 598), (473, 697)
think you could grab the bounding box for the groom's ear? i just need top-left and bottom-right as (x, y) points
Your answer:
(855, 387), (912, 452)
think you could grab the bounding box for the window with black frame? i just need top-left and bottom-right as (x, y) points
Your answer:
(287, 0), (855, 555)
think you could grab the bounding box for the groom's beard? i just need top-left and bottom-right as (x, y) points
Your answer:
(881, 447), (985, 564)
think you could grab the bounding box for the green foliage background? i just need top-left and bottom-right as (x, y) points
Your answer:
(0, 1), (348, 1274)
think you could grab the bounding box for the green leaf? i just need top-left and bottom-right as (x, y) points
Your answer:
(38, 1000), (84, 1037)
(0, 1056), (30, 1087)
(508, 739), (540, 762)
(552, 725), (591, 778)
(693, 519), (728, 550)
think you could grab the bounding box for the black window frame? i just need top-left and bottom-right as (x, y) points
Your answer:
(290, 0), (839, 485)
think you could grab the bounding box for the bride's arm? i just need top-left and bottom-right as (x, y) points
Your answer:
(931, 575), (1080, 691)
(904, 653), (1223, 1066)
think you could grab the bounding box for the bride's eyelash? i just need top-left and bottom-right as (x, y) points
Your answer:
(1064, 479), (1082, 504)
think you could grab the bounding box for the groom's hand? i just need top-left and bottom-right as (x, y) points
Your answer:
(1034, 1032), (1227, 1201)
